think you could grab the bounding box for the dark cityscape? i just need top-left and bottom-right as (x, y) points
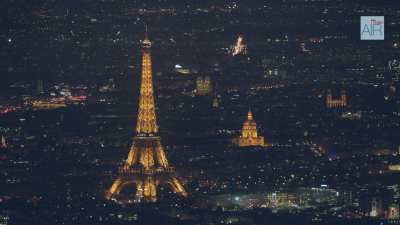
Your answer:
(1, 0), (400, 224)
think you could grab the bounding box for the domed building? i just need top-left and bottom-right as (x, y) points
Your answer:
(232, 109), (266, 147)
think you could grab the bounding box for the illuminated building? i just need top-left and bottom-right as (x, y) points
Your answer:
(0, 135), (6, 148)
(384, 82), (397, 101)
(106, 32), (187, 202)
(341, 111), (362, 120)
(37, 79), (44, 94)
(326, 90), (347, 108)
(370, 198), (383, 217)
(0, 106), (17, 114)
(212, 97), (220, 108)
(298, 187), (339, 207)
(266, 192), (297, 208)
(231, 35), (247, 56)
(388, 204), (400, 219)
(388, 185), (400, 201)
(196, 76), (212, 95)
(232, 109), (266, 147)
(99, 78), (117, 92)
(31, 98), (67, 110)
(339, 190), (353, 206)
(388, 165), (400, 172)
(174, 64), (191, 75)
(389, 60), (400, 82)
(67, 95), (87, 103)
(308, 141), (327, 156)
(0, 215), (9, 225)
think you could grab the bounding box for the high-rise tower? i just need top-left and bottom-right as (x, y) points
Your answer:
(388, 204), (400, 219)
(370, 198), (383, 217)
(0, 135), (6, 148)
(106, 33), (187, 202)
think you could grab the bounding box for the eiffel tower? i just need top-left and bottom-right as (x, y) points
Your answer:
(106, 32), (187, 203)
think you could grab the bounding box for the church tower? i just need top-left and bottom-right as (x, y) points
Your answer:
(326, 89), (347, 108)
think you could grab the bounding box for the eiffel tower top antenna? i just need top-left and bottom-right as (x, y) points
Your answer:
(144, 24), (149, 40)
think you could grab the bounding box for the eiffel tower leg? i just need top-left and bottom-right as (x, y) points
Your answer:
(135, 180), (144, 201)
(167, 176), (188, 197)
(126, 145), (137, 166)
(106, 177), (122, 199)
(154, 138), (169, 167)
(135, 178), (157, 202)
(143, 177), (157, 202)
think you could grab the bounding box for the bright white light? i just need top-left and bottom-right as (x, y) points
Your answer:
(8, 38), (12, 43)
(231, 35), (247, 56)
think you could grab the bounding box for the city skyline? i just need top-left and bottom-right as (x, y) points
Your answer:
(1, 1), (400, 225)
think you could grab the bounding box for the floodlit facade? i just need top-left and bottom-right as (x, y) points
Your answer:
(326, 89), (347, 108)
(233, 110), (265, 147)
(196, 76), (212, 95)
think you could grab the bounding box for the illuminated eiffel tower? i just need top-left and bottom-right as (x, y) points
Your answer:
(106, 32), (187, 202)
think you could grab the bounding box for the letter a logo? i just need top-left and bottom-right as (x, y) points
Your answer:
(361, 16), (384, 40)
